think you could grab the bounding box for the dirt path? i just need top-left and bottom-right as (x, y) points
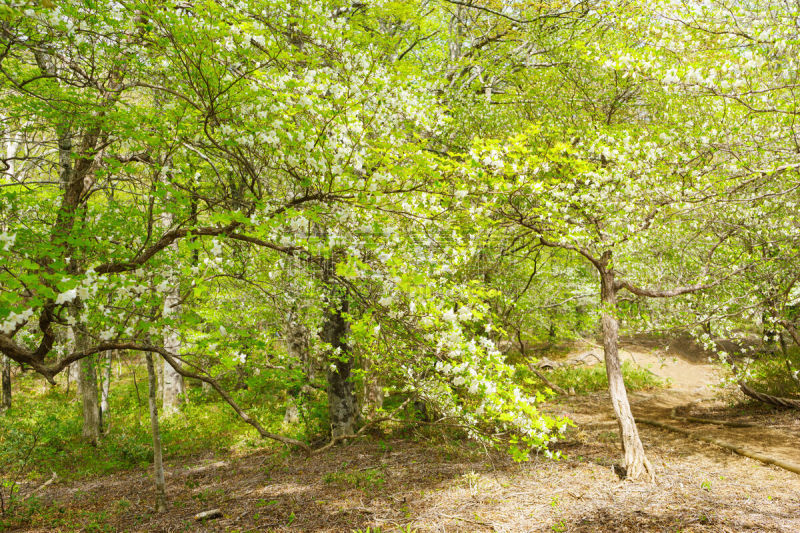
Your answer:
(7, 343), (800, 532)
(600, 342), (800, 471)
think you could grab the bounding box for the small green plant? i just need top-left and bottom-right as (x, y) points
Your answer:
(83, 510), (113, 533)
(700, 480), (712, 491)
(114, 498), (132, 511)
(551, 519), (567, 532)
(598, 430), (618, 443)
(550, 495), (560, 509)
(323, 467), (386, 493)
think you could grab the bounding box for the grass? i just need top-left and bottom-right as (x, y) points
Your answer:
(323, 465), (386, 494)
(548, 360), (665, 393)
(517, 360), (666, 395)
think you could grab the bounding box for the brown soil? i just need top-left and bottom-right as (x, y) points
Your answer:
(7, 343), (800, 532)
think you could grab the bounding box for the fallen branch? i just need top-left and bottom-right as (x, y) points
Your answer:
(517, 330), (568, 395)
(28, 471), (57, 498)
(145, 345), (312, 454)
(638, 418), (800, 475)
(195, 509), (223, 521)
(528, 365), (569, 396)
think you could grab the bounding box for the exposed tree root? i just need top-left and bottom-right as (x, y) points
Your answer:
(738, 381), (800, 409)
(669, 406), (758, 428)
(638, 418), (800, 475)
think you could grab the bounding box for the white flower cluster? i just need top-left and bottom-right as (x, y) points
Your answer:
(54, 268), (102, 306)
(0, 308), (33, 335)
(0, 231), (15, 251)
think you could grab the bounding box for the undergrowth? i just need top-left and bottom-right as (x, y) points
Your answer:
(741, 348), (800, 398)
(0, 359), (328, 485)
(517, 361), (666, 395)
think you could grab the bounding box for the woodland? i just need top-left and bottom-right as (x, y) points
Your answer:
(1, 0), (800, 531)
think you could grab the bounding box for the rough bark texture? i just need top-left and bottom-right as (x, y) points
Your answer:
(78, 351), (102, 445)
(145, 353), (167, 513)
(322, 293), (357, 438)
(70, 321), (102, 444)
(600, 267), (654, 481)
(1, 354), (11, 410)
(161, 282), (184, 415)
(283, 398), (300, 425)
(285, 315), (313, 380)
(66, 327), (80, 394)
(362, 358), (383, 415)
(739, 381), (800, 409)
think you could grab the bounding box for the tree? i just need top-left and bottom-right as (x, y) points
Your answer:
(1, 355), (10, 411)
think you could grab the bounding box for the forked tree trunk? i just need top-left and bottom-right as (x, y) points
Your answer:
(1, 354), (11, 411)
(322, 293), (358, 438)
(600, 267), (654, 481)
(145, 353), (167, 512)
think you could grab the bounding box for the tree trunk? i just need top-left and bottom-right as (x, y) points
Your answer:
(161, 282), (184, 415)
(322, 292), (357, 438)
(78, 354), (102, 445)
(1, 354), (11, 411)
(600, 266), (653, 481)
(285, 315), (313, 380)
(100, 351), (113, 421)
(66, 327), (81, 395)
(362, 358), (383, 416)
(160, 188), (185, 415)
(145, 353), (167, 512)
(70, 322), (102, 444)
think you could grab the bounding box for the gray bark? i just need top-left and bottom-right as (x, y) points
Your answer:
(66, 327), (81, 394)
(161, 287), (185, 415)
(362, 358), (383, 415)
(100, 351), (112, 419)
(600, 266), (653, 481)
(1, 354), (11, 410)
(160, 188), (185, 415)
(70, 321), (102, 444)
(145, 353), (167, 512)
(322, 290), (357, 438)
(78, 352), (102, 444)
(285, 315), (313, 379)
(160, 278), (184, 414)
(283, 398), (300, 425)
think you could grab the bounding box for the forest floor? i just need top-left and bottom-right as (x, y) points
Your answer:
(7, 341), (800, 533)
